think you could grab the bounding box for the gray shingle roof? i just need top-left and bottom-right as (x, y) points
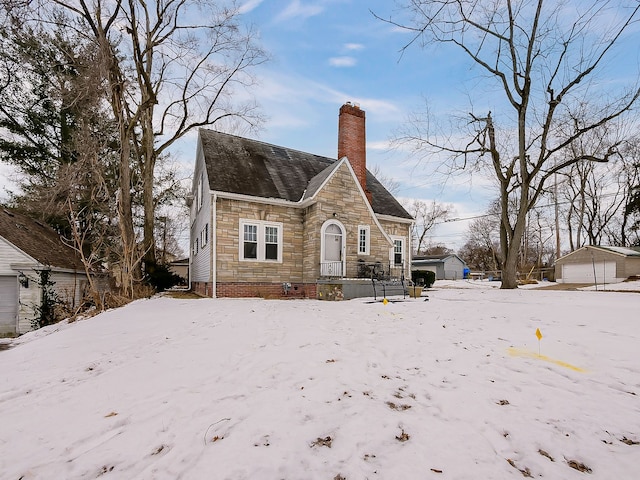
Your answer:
(303, 162), (338, 201)
(200, 129), (412, 220)
(0, 208), (83, 270)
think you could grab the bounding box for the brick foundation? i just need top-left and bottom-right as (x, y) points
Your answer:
(192, 281), (214, 297)
(191, 281), (317, 299)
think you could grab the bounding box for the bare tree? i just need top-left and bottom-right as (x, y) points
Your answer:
(378, 0), (640, 288)
(459, 216), (501, 273)
(404, 199), (453, 254)
(616, 139), (640, 246)
(370, 164), (401, 195)
(523, 207), (555, 276)
(25, 0), (141, 296)
(120, 0), (267, 276)
(39, 0), (266, 285)
(558, 144), (639, 249)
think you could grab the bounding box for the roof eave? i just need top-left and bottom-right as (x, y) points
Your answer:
(376, 213), (414, 224)
(212, 190), (305, 208)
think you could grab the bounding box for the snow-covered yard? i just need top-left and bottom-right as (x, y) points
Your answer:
(1, 282), (639, 479)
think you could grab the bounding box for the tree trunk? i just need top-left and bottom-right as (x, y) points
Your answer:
(98, 34), (138, 297)
(501, 249), (519, 288)
(141, 109), (157, 277)
(117, 121), (136, 296)
(501, 209), (528, 289)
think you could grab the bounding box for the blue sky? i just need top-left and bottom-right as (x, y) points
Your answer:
(2, 0), (479, 249)
(223, 0), (640, 251)
(2, 0), (638, 251)
(221, 0), (491, 249)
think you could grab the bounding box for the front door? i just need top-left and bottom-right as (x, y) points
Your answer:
(320, 221), (344, 277)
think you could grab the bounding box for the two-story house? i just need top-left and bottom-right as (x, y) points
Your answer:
(189, 102), (413, 299)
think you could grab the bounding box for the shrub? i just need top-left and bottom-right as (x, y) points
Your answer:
(32, 269), (62, 330)
(412, 270), (436, 288)
(144, 263), (183, 292)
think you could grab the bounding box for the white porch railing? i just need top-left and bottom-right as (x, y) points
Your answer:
(320, 261), (343, 277)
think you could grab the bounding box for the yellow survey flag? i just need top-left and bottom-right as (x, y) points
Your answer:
(536, 328), (542, 340)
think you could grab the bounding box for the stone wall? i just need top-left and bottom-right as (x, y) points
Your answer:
(215, 197), (305, 283)
(195, 161), (411, 298)
(378, 217), (412, 279)
(303, 161), (403, 281)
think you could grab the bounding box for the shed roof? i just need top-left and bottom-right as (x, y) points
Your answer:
(557, 245), (640, 262)
(199, 129), (412, 220)
(412, 254), (468, 264)
(0, 208), (83, 270)
(596, 246), (640, 257)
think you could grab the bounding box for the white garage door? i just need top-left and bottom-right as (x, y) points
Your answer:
(562, 262), (617, 284)
(0, 276), (18, 334)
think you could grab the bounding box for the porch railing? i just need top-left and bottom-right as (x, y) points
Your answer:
(319, 261), (343, 277)
(319, 260), (406, 281)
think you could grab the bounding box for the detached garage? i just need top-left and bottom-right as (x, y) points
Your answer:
(0, 208), (91, 336)
(412, 254), (469, 281)
(0, 275), (18, 335)
(555, 246), (640, 285)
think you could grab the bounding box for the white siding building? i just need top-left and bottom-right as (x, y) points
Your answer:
(0, 209), (90, 336)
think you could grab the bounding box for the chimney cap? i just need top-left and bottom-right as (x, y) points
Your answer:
(340, 102), (365, 117)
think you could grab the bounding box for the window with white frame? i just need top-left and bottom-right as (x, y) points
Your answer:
(192, 237), (199, 257)
(240, 220), (283, 262)
(243, 224), (258, 259)
(393, 238), (404, 266)
(358, 225), (370, 255)
(265, 226), (278, 260)
(196, 173), (204, 211)
(200, 223), (209, 248)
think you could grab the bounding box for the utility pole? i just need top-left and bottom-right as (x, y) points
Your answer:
(554, 173), (561, 260)
(159, 216), (168, 263)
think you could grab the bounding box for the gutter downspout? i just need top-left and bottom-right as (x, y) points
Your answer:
(408, 221), (414, 282)
(210, 193), (217, 298)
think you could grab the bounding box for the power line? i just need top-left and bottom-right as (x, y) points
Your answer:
(431, 191), (626, 225)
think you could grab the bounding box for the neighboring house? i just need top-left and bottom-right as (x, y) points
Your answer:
(189, 102), (414, 299)
(0, 208), (89, 335)
(555, 245), (640, 284)
(412, 254), (468, 281)
(168, 258), (189, 285)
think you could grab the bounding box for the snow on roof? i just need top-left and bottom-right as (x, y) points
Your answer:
(597, 246), (640, 256)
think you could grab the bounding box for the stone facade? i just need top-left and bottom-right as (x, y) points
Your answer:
(215, 197), (305, 283)
(205, 161), (410, 298)
(302, 162), (407, 280)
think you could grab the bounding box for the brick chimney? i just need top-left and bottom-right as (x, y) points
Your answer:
(338, 102), (371, 203)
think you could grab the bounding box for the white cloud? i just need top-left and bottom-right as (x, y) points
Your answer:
(367, 140), (391, 151)
(328, 56), (357, 67)
(238, 0), (264, 14)
(276, 1), (324, 22)
(344, 43), (364, 51)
